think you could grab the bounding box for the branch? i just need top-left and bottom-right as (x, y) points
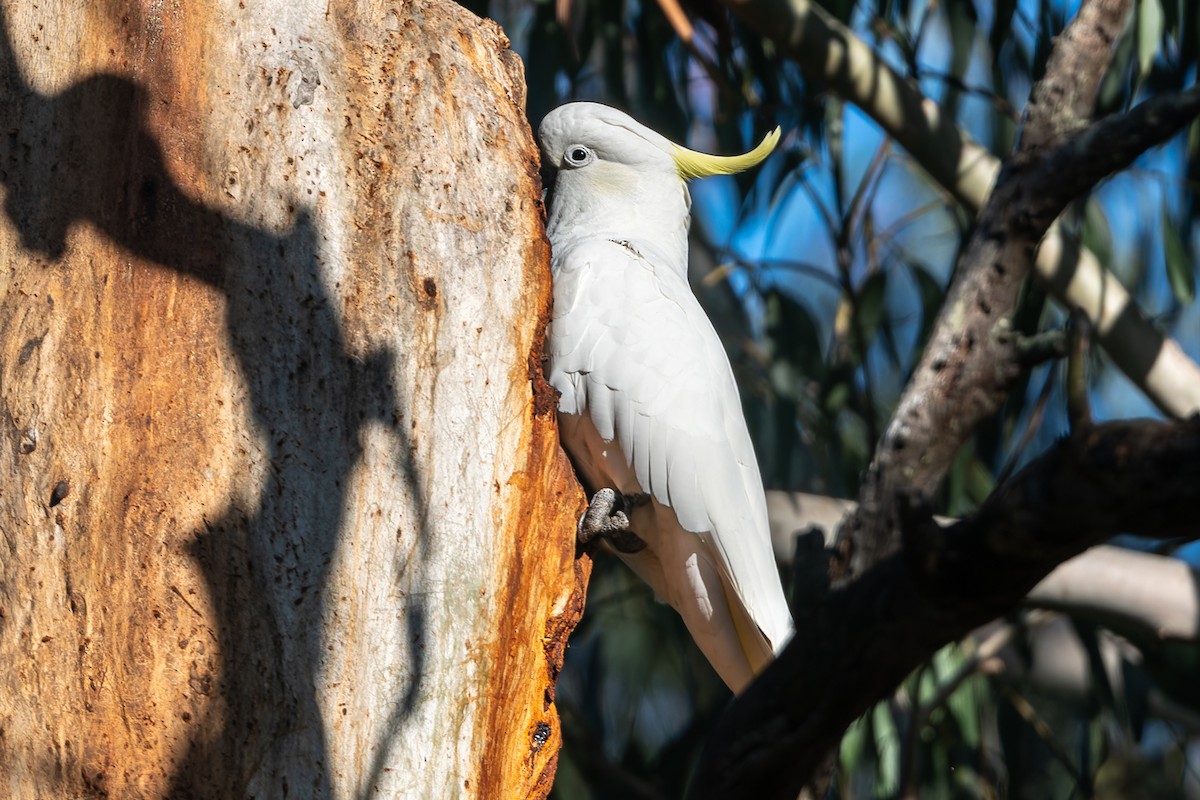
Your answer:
(1037, 85), (1200, 211)
(717, 0), (1200, 419)
(1020, 0), (1130, 149)
(842, 3), (1200, 573)
(767, 490), (1200, 644)
(1027, 546), (1200, 642)
(1000, 615), (1200, 733)
(690, 6), (1200, 794)
(688, 415), (1200, 800)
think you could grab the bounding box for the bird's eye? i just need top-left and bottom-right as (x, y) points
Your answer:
(564, 145), (593, 167)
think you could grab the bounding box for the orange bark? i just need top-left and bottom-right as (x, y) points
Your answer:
(0, 1), (585, 796)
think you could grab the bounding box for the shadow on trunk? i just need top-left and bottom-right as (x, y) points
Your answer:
(0, 12), (431, 796)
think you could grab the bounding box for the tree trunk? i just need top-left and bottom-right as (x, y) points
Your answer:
(0, 1), (586, 797)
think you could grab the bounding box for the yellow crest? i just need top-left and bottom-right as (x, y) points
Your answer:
(671, 127), (781, 180)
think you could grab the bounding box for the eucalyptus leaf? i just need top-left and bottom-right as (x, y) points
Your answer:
(989, 0), (1018, 62)
(908, 262), (946, 350)
(965, 457), (996, 507)
(947, 678), (983, 751)
(1097, 17), (1137, 113)
(942, 0), (980, 120)
(856, 270), (889, 348)
(825, 380), (852, 415)
(840, 717), (870, 780)
(767, 291), (827, 380)
(1082, 197), (1113, 270)
(1138, 0), (1165, 80)
(836, 408), (871, 466)
(872, 703), (901, 797)
(1162, 199), (1196, 304)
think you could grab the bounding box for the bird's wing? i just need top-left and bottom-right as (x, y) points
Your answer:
(548, 239), (793, 651)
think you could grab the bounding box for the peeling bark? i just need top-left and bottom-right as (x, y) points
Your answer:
(0, 1), (585, 797)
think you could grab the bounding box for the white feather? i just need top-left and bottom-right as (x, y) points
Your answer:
(549, 239), (793, 688)
(541, 102), (794, 693)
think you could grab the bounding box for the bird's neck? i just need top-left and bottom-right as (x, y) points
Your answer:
(546, 174), (692, 279)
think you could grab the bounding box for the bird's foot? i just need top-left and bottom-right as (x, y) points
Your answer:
(577, 488), (649, 554)
(578, 488), (631, 544)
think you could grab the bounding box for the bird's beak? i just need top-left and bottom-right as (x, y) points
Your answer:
(671, 127), (782, 181)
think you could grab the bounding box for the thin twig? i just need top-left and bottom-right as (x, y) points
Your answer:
(653, 0), (693, 42)
(912, 0), (944, 68)
(997, 682), (1090, 794)
(742, 257), (844, 290)
(870, 198), (956, 255)
(717, 0), (1200, 418)
(896, 618), (1041, 798)
(916, 69), (1021, 121)
(841, 139), (894, 244)
(1066, 309), (1093, 431)
(836, 139), (893, 445)
(994, 359), (1058, 487)
(653, 0), (743, 111)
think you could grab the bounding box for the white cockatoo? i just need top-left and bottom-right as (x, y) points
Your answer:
(539, 102), (794, 693)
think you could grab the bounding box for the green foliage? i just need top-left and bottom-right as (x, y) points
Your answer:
(1163, 197), (1196, 304)
(489, 0), (1200, 796)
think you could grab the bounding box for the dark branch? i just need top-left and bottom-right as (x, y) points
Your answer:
(1036, 85), (1200, 207)
(841, 2), (1197, 576)
(694, 0), (1200, 794)
(688, 416), (1200, 800)
(716, 0), (1200, 421)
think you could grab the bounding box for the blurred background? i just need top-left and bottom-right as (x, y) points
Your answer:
(464, 1), (1200, 796)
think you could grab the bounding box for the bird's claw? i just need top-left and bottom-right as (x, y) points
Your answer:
(577, 488), (627, 542)
(577, 488), (648, 553)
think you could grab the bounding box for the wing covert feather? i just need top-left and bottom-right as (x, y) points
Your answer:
(548, 240), (793, 650)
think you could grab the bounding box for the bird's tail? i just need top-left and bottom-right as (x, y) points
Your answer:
(724, 582), (780, 681)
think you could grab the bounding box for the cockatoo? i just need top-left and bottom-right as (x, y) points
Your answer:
(539, 102), (793, 693)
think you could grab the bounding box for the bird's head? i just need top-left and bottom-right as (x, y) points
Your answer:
(538, 102), (779, 257)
